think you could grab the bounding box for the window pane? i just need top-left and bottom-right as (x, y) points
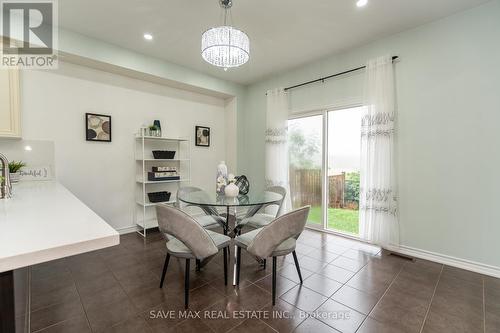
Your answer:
(288, 115), (323, 226)
(327, 107), (362, 234)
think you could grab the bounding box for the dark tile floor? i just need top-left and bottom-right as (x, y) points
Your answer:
(15, 228), (500, 333)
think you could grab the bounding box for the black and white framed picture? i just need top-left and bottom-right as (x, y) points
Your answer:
(195, 126), (210, 147)
(86, 113), (111, 142)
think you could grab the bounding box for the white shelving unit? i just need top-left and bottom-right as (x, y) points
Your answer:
(134, 135), (191, 237)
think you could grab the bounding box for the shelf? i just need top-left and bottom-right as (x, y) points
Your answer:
(136, 200), (176, 207)
(136, 218), (158, 229)
(136, 178), (190, 184)
(136, 159), (190, 162)
(135, 132), (190, 238)
(135, 136), (189, 141)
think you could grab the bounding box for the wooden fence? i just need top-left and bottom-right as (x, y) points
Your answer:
(289, 168), (346, 208)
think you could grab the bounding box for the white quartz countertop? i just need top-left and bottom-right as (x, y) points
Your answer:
(0, 181), (119, 272)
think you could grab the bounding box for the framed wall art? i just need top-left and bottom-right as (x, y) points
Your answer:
(195, 125), (210, 147)
(86, 113), (111, 142)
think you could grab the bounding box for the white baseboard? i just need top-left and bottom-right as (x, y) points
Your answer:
(116, 225), (139, 235)
(386, 244), (500, 279)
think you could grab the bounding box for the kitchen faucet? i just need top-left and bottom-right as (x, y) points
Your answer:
(0, 152), (12, 199)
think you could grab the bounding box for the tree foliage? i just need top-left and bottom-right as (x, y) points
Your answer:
(288, 127), (321, 169)
(345, 172), (360, 204)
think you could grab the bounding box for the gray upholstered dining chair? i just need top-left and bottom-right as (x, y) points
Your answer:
(234, 206), (310, 305)
(156, 204), (231, 309)
(176, 186), (223, 230)
(237, 186), (287, 231)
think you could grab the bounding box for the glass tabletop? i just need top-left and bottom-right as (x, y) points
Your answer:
(178, 190), (283, 207)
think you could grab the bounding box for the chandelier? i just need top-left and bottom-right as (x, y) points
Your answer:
(201, 0), (250, 70)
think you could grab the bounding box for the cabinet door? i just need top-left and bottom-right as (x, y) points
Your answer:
(0, 69), (21, 138)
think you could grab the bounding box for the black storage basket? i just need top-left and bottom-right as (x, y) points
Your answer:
(147, 191), (171, 203)
(152, 150), (176, 159)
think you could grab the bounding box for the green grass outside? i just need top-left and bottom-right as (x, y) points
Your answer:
(307, 206), (359, 235)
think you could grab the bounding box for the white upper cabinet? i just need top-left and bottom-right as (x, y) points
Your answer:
(0, 69), (21, 138)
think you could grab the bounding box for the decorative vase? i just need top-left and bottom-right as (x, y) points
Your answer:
(10, 172), (20, 183)
(216, 161), (228, 194)
(153, 120), (162, 137)
(224, 182), (239, 197)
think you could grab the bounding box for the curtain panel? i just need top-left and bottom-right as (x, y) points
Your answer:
(266, 88), (292, 214)
(359, 55), (400, 247)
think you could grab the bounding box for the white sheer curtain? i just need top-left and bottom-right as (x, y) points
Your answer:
(266, 88), (292, 214)
(359, 55), (399, 248)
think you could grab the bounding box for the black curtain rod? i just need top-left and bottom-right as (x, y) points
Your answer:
(281, 55), (399, 92)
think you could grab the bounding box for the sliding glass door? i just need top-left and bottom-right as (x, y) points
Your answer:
(288, 114), (323, 228)
(327, 107), (362, 235)
(288, 107), (362, 235)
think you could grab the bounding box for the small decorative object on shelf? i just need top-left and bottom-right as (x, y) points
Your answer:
(148, 191), (171, 203)
(148, 166), (180, 181)
(152, 150), (176, 159)
(153, 120), (162, 136)
(139, 127), (148, 137)
(216, 161), (228, 194)
(234, 175), (250, 195)
(149, 125), (161, 137)
(152, 166), (175, 172)
(8, 160), (26, 183)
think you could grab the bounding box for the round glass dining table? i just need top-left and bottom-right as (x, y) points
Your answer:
(178, 189), (283, 235)
(178, 189), (283, 285)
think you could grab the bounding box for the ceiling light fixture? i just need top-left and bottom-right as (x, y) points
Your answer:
(356, 0), (368, 7)
(201, 0), (249, 71)
(143, 33), (153, 41)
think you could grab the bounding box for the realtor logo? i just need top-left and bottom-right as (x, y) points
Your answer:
(1, 0), (58, 68)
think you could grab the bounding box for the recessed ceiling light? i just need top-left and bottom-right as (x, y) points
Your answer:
(143, 33), (153, 41)
(356, 0), (368, 7)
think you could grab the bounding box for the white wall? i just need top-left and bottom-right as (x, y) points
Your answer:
(224, 97), (238, 173)
(19, 61), (229, 231)
(240, 1), (500, 269)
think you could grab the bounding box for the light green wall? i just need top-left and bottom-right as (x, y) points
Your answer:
(56, 28), (249, 174)
(58, 30), (245, 98)
(239, 0), (500, 267)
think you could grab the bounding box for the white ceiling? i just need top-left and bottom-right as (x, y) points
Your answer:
(59, 0), (490, 85)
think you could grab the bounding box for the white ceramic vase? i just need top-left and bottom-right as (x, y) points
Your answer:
(216, 161), (228, 194)
(224, 182), (239, 197)
(10, 172), (20, 183)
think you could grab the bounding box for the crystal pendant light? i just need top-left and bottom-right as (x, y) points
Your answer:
(201, 0), (250, 70)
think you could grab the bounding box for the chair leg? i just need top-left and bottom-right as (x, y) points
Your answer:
(159, 254), (170, 288)
(292, 251), (303, 284)
(235, 246), (241, 285)
(196, 259), (201, 272)
(223, 247), (228, 286)
(263, 259), (267, 270)
(272, 256), (277, 306)
(184, 259), (190, 309)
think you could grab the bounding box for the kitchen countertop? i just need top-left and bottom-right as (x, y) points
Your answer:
(0, 181), (119, 272)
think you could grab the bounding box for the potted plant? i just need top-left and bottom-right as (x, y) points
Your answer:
(148, 125), (160, 137)
(9, 161), (26, 183)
